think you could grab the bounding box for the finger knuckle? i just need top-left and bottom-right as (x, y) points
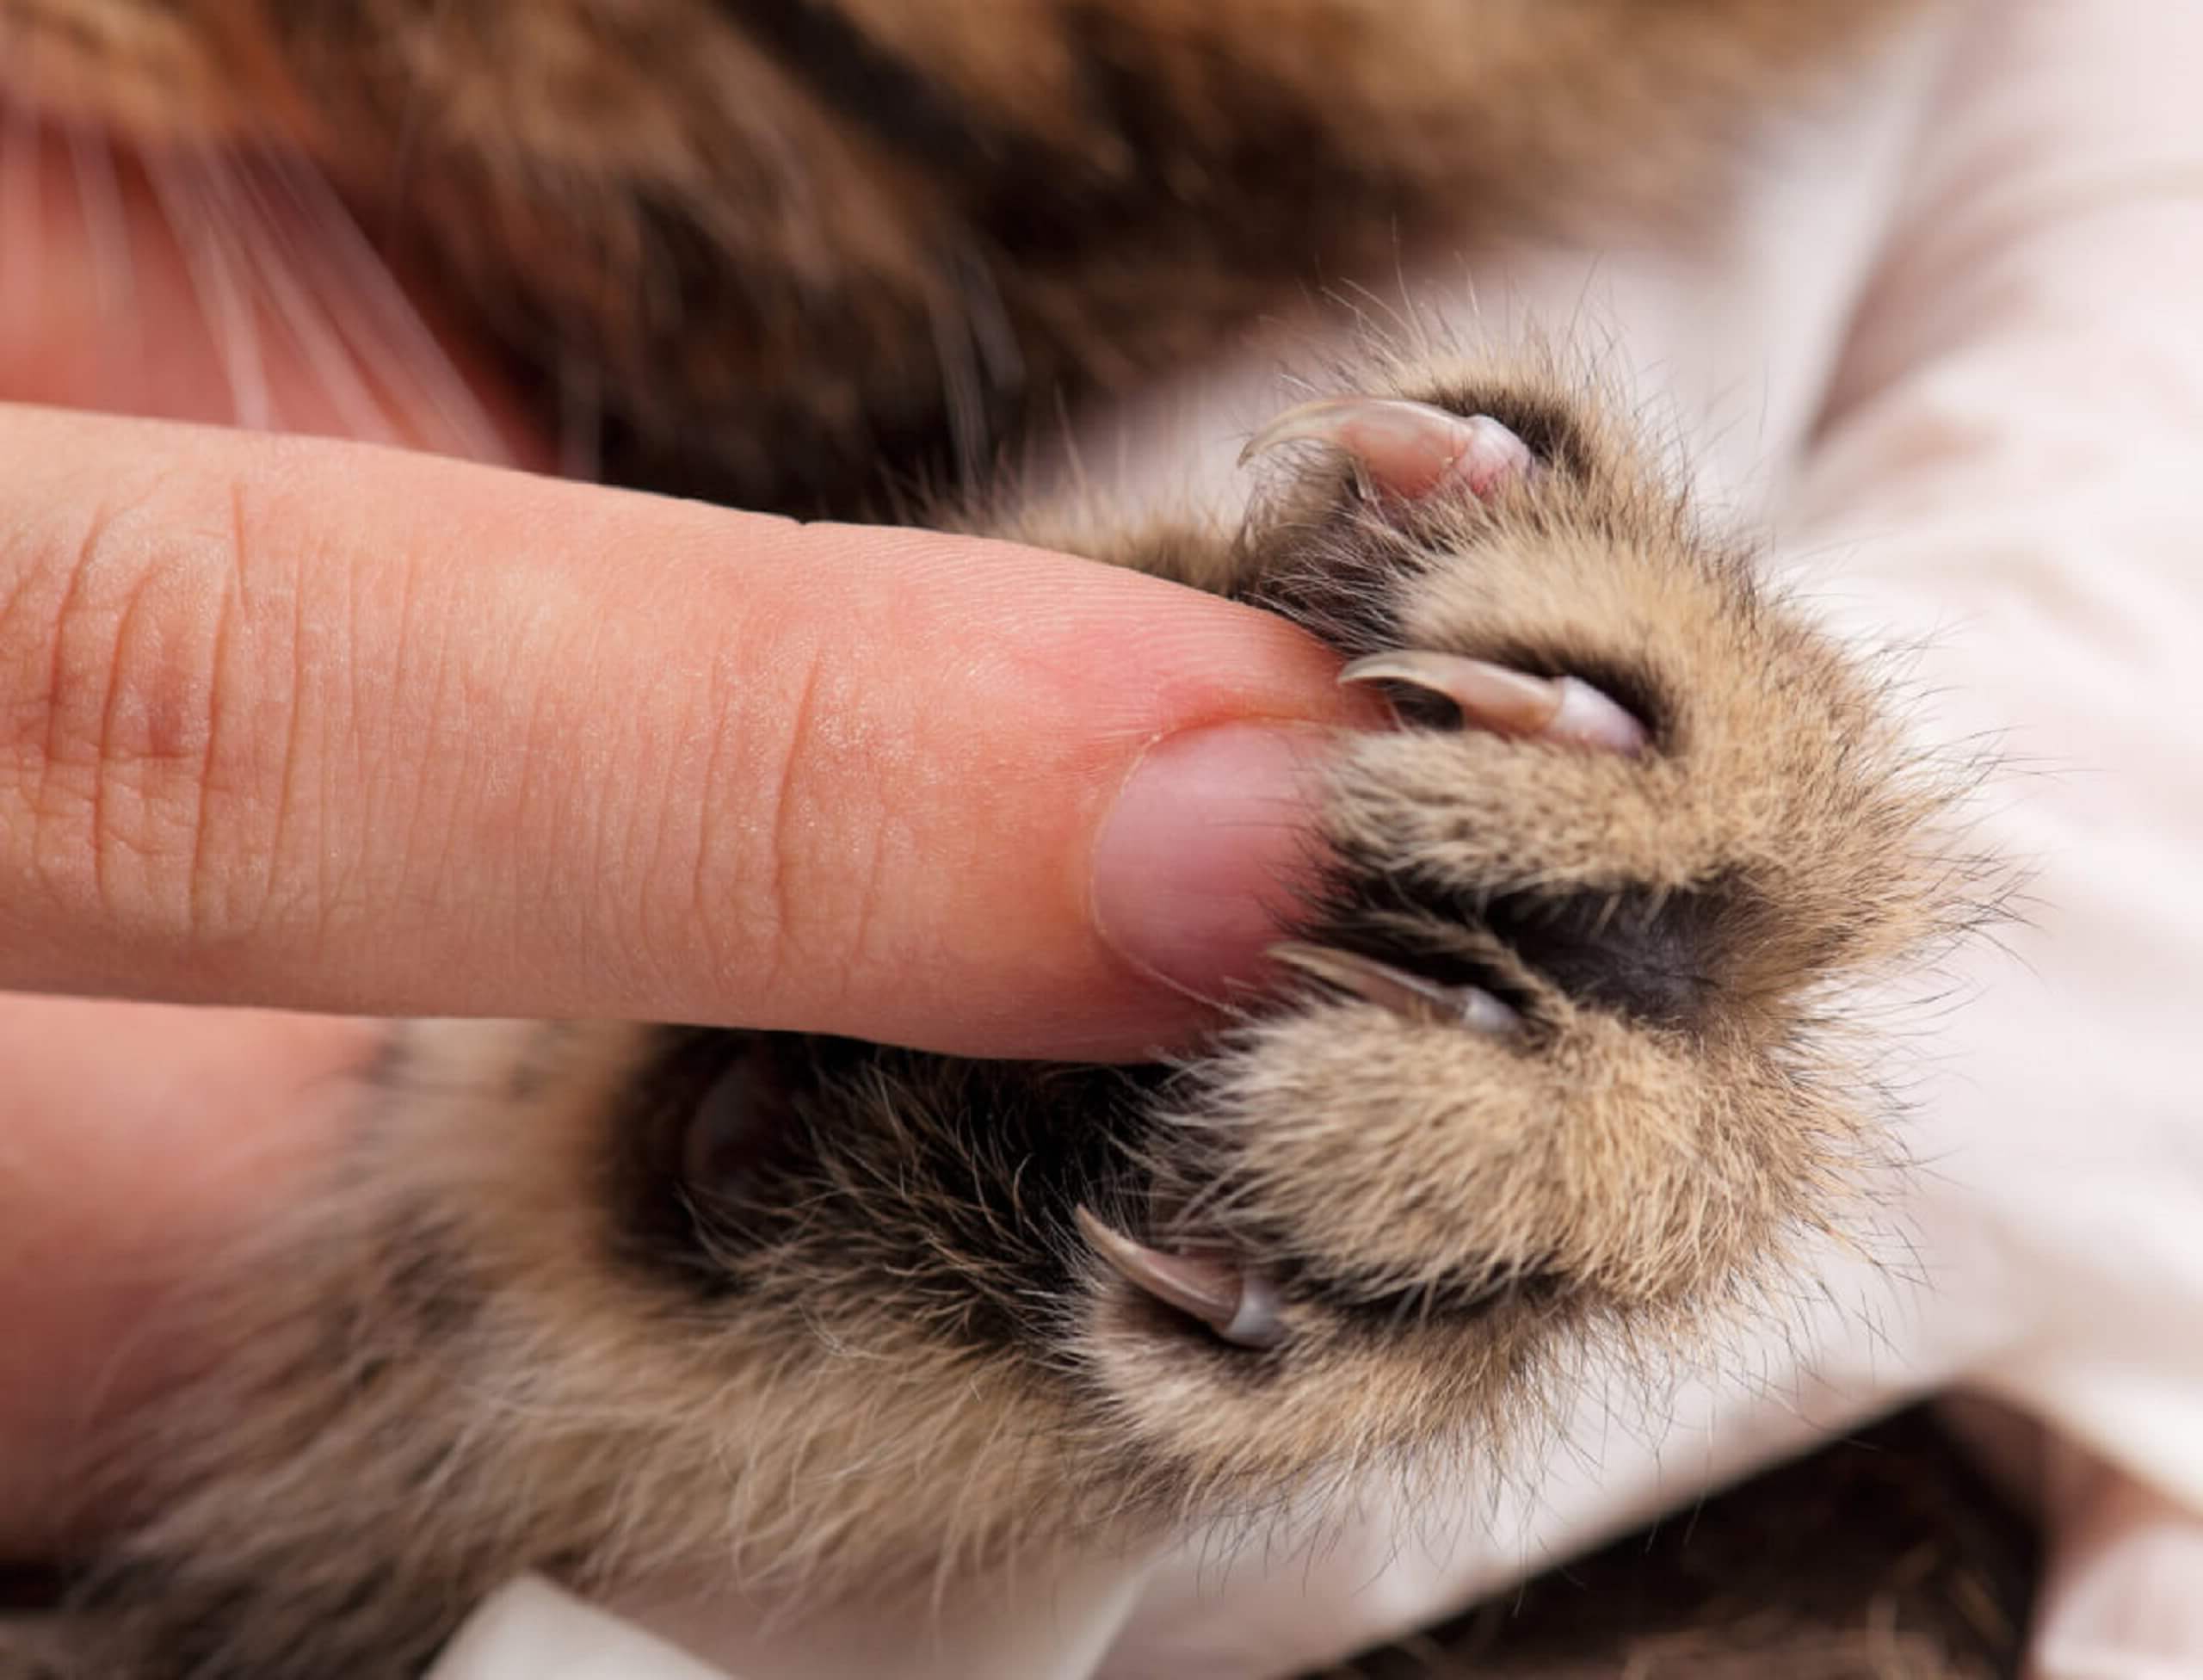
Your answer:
(679, 634), (883, 1025)
(0, 470), (286, 943)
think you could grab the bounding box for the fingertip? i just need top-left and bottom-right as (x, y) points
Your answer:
(1090, 720), (1334, 1007)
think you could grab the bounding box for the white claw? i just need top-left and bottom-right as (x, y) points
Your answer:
(1548, 675), (1650, 755)
(1270, 942), (1521, 1038)
(1223, 1270), (1285, 1351)
(1075, 1206), (1286, 1350)
(1339, 651), (1647, 756)
(1238, 397), (1533, 500)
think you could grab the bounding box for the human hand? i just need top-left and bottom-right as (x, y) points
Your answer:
(0, 123), (1353, 1556)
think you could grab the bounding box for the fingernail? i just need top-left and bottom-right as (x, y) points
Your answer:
(1092, 723), (1330, 1000)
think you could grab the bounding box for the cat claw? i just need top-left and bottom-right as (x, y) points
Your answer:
(1238, 397), (1533, 499)
(1075, 1207), (1286, 1349)
(1270, 942), (1521, 1037)
(1339, 651), (1646, 755)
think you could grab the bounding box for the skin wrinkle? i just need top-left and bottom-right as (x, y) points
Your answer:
(681, 641), (743, 1013)
(257, 475), (313, 957)
(186, 475), (244, 951)
(620, 605), (697, 1005)
(755, 627), (826, 1024)
(224, 470), (344, 969)
(614, 628), (678, 1008)
(83, 497), (141, 920)
(597, 593), (694, 1012)
(32, 487), (106, 913)
(583, 594), (673, 1006)
(42, 488), (170, 958)
(327, 500), (386, 964)
(447, 494), (558, 981)
(493, 558), (568, 989)
(419, 517), (512, 985)
(818, 620), (933, 1028)
(844, 746), (898, 1025)
(561, 551), (685, 1010)
(100, 540), (219, 918)
(9, 469), (268, 975)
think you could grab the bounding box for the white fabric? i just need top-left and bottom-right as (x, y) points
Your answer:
(441, 0), (2203, 1672)
(428, 1578), (732, 1680)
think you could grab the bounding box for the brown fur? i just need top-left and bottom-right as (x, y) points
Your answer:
(1329, 1409), (2037, 1679)
(6, 0), (1918, 510)
(0, 4), (1996, 1678)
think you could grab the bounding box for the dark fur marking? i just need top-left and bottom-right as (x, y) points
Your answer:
(1313, 858), (1747, 1033)
(357, 1026), (410, 1091)
(502, 1024), (574, 1102)
(1237, 519), (1422, 658)
(1483, 884), (1732, 1031)
(588, 179), (988, 517)
(727, 0), (1019, 181)
(1052, 5), (1411, 253)
(602, 1027), (769, 1300)
(746, 4), (1412, 261)
(0, 1563), (71, 1611)
(777, 1047), (1163, 1352)
(379, 1201), (484, 1343)
(603, 1031), (1168, 1355)
(66, 1558), (255, 1677)
(557, 3), (1432, 518)
(1311, 1266), (1567, 1335)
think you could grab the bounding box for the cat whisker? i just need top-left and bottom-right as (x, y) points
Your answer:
(0, 94), (45, 333)
(229, 149), (404, 443)
(66, 123), (140, 370)
(262, 147), (509, 461)
(142, 147), (278, 430)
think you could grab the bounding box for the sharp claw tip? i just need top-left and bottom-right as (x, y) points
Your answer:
(1076, 1205), (1285, 1350)
(1268, 942), (1521, 1038)
(1237, 398), (1533, 501)
(1337, 649), (1650, 755)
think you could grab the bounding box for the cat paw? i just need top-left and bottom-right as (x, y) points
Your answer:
(1067, 372), (1974, 1482)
